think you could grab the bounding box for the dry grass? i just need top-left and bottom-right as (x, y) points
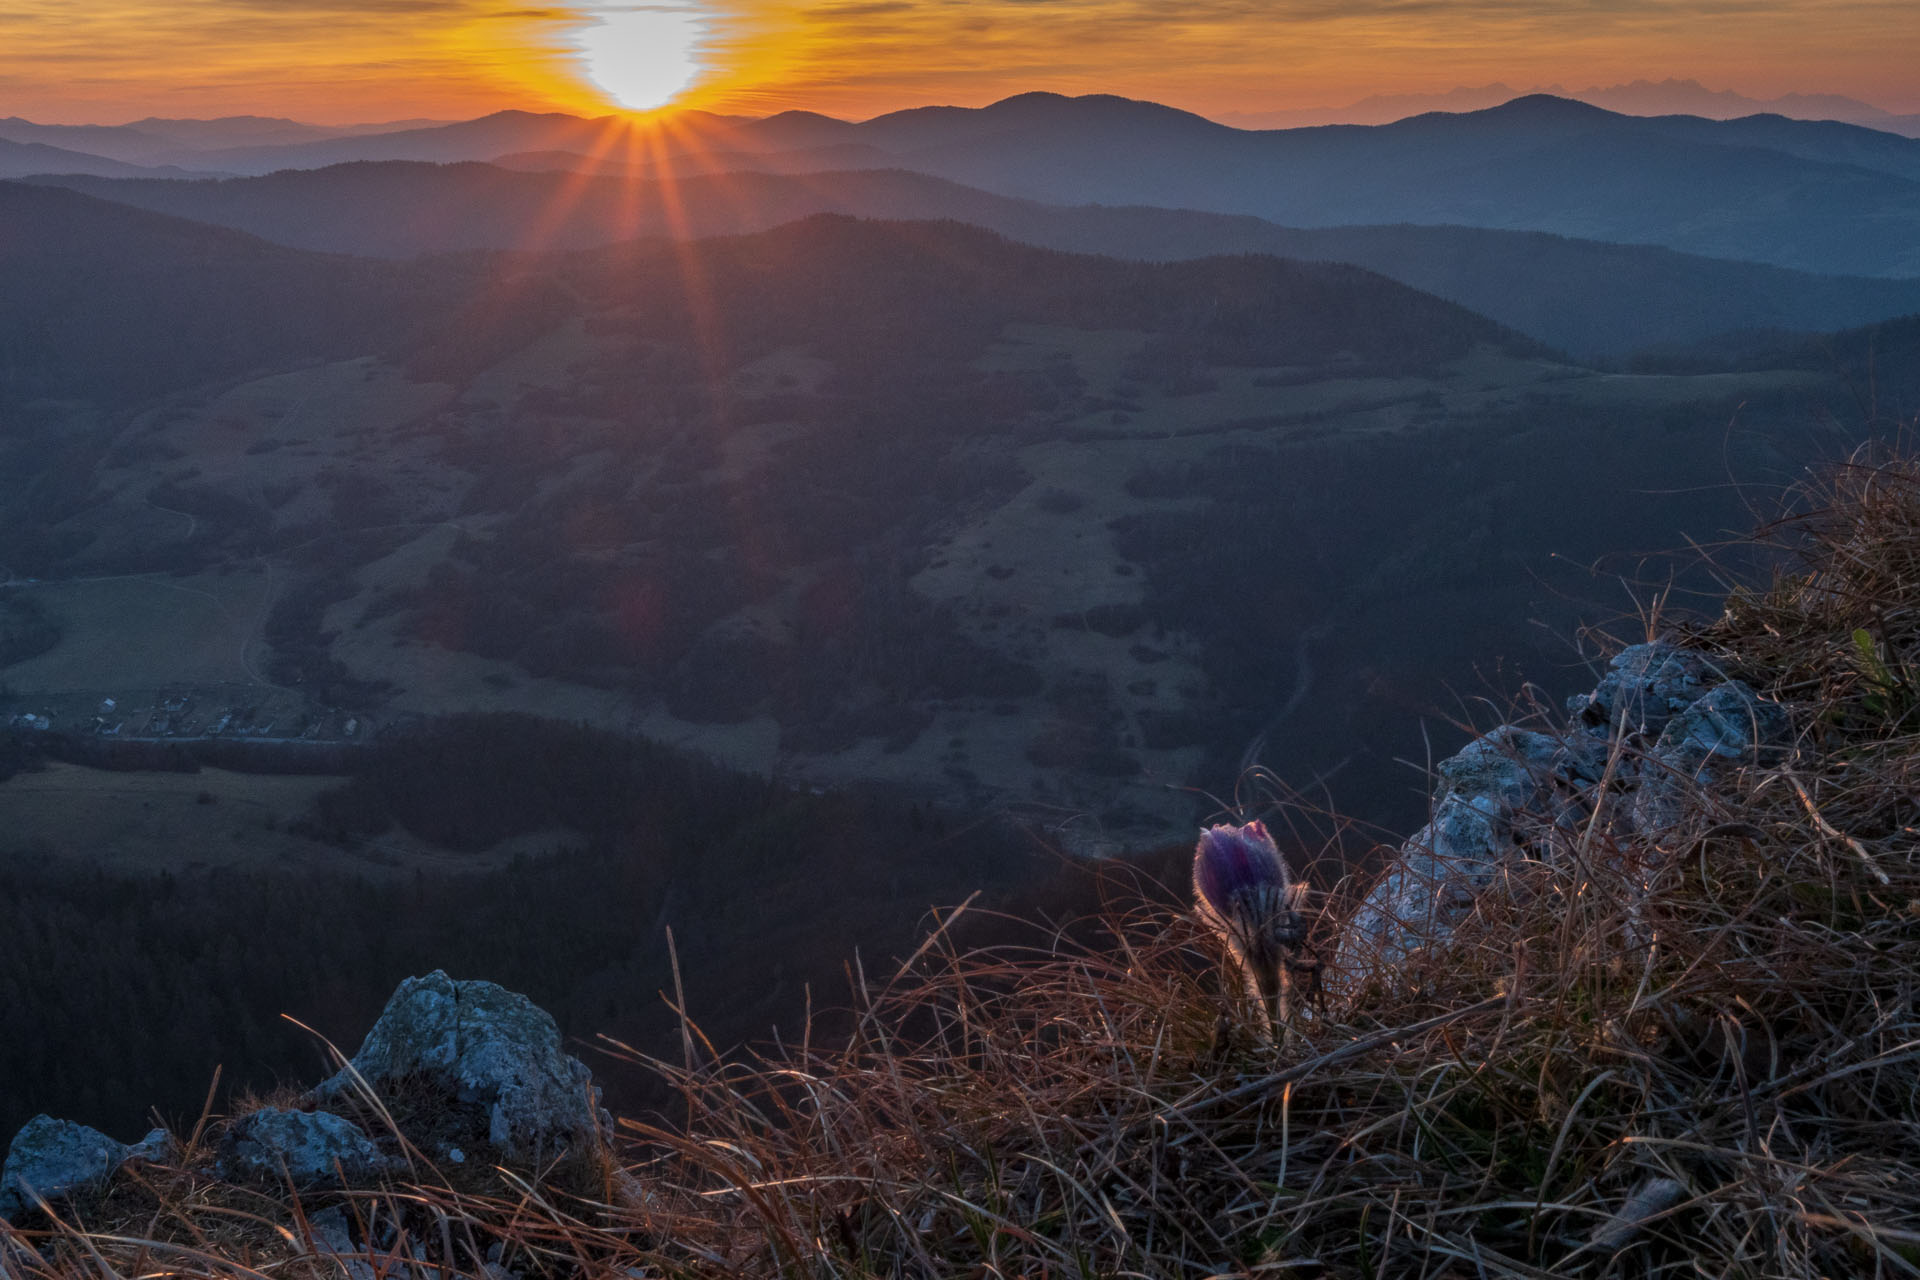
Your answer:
(6, 445), (1919, 1278)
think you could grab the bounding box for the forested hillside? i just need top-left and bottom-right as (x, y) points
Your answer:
(0, 715), (1047, 1139)
(0, 184), (468, 405)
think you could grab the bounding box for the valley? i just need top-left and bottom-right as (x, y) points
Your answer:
(2, 213), (1872, 853)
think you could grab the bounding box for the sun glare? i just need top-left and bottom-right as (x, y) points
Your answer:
(576, 3), (709, 112)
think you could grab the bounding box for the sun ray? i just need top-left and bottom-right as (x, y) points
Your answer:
(628, 114), (798, 654)
(508, 117), (641, 252)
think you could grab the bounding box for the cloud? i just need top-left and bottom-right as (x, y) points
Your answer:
(689, 0), (1919, 117)
(1, 0), (1914, 123)
(0, 0), (602, 121)
(809, 1), (916, 15)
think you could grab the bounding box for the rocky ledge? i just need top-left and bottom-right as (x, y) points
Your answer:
(1, 970), (613, 1226)
(1336, 641), (1790, 991)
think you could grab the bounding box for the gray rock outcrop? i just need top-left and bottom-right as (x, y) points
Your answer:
(126, 1127), (174, 1165)
(1631, 678), (1791, 830)
(313, 971), (609, 1166)
(1, 1115), (130, 1222)
(1566, 642), (1716, 736)
(1337, 643), (1792, 993)
(1340, 726), (1568, 974)
(218, 1107), (385, 1186)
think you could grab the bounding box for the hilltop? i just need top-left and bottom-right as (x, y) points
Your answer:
(2, 192), (1914, 1185)
(4, 89), (1919, 1272)
(0, 182), (473, 403)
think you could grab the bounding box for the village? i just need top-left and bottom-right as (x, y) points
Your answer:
(2, 684), (372, 746)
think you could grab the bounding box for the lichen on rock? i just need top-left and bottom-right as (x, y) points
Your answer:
(218, 1107), (385, 1186)
(1566, 642), (1720, 736)
(0, 1115), (130, 1223)
(1629, 678), (1792, 831)
(1337, 642), (1793, 993)
(313, 970), (610, 1167)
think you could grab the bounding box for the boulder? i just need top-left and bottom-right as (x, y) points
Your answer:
(314, 971), (608, 1166)
(218, 1107), (384, 1186)
(1339, 799), (1487, 973)
(1631, 680), (1792, 831)
(0, 1115), (130, 1222)
(1436, 725), (1564, 808)
(1656, 679), (1792, 771)
(126, 1127), (175, 1165)
(1339, 645), (1790, 993)
(1342, 726), (1564, 979)
(1566, 643), (1718, 737)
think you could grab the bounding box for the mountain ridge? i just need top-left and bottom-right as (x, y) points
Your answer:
(0, 136), (189, 180)
(9, 92), (1920, 276)
(1220, 78), (1920, 133)
(0, 181), (473, 403)
(29, 160), (1920, 359)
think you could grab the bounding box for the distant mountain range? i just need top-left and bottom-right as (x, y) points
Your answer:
(8, 78), (1911, 174)
(9, 89), (1920, 364)
(1218, 79), (1920, 135)
(0, 136), (203, 180)
(16, 93), (1920, 278)
(0, 114), (457, 169)
(32, 157), (1920, 360)
(653, 93), (1920, 278)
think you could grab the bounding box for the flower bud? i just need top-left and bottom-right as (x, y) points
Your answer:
(1193, 821), (1310, 1034)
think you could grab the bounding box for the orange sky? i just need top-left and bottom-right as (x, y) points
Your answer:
(4, 0), (1917, 125)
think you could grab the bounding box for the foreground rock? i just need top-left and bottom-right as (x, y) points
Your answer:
(0, 1116), (166, 1222)
(1630, 678), (1791, 830)
(313, 970), (611, 1168)
(1337, 643), (1792, 991)
(3, 973), (613, 1218)
(218, 1107), (385, 1186)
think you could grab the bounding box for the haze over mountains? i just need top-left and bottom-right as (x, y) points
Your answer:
(0, 113), (456, 170)
(13, 95), (1920, 283)
(0, 136), (198, 181)
(1220, 78), (1920, 134)
(31, 160), (1920, 363)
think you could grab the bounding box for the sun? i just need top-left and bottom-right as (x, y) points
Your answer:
(575, 4), (709, 112)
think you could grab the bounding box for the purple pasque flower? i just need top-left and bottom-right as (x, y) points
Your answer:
(1193, 820), (1312, 1033)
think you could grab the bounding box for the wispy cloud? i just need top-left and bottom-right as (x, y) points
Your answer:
(690, 0), (1918, 116)
(0, 0), (1913, 124)
(0, 0), (597, 122)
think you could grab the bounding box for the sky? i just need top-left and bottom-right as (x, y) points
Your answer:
(3, 0), (1917, 126)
